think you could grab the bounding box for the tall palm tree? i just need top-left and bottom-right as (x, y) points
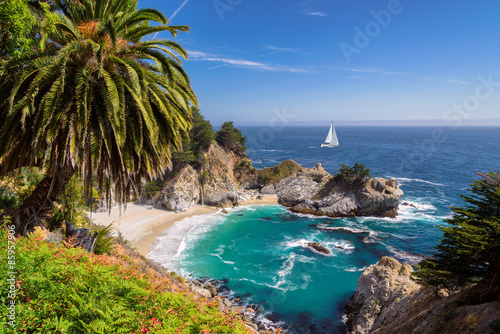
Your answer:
(0, 0), (197, 235)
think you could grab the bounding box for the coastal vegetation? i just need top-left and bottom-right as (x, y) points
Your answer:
(416, 170), (500, 300)
(172, 108), (216, 168)
(0, 0), (196, 235)
(0, 228), (250, 333)
(216, 121), (247, 156)
(333, 162), (371, 187)
(257, 159), (302, 186)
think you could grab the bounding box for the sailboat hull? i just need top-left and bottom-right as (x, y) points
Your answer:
(321, 143), (339, 147)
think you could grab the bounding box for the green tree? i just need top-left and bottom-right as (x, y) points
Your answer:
(0, 0), (57, 56)
(417, 171), (500, 297)
(216, 121), (246, 155)
(0, 0), (197, 235)
(171, 107), (214, 167)
(333, 162), (371, 186)
(0, 0), (36, 55)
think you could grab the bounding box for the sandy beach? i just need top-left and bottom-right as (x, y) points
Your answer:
(90, 194), (278, 256)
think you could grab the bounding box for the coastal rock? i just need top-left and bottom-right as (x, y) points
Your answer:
(307, 242), (331, 255)
(345, 257), (500, 334)
(156, 165), (200, 212)
(201, 143), (244, 207)
(204, 282), (219, 297)
(276, 166), (403, 217)
(346, 256), (421, 334)
(259, 184), (277, 195)
(186, 279), (212, 299)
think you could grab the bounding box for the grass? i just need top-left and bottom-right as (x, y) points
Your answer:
(257, 159), (302, 185)
(0, 228), (251, 333)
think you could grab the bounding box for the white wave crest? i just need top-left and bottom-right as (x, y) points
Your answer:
(393, 177), (445, 187)
(146, 212), (224, 270)
(387, 246), (423, 265)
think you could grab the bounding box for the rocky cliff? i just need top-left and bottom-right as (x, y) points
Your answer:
(346, 257), (500, 334)
(275, 163), (403, 217)
(153, 142), (254, 212)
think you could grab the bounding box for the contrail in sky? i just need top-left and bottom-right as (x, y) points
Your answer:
(170, 0), (190, 21)
(152, 0), (190, 39)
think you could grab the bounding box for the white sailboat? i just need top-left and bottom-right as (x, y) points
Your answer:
(321, 121), (339, 147)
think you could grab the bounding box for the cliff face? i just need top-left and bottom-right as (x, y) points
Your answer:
(201, 143), (246, 207)
(275, 163), (403, 217)
(346, 257), (500, 334)
(154, 142), (253, 212)
(155, 165), (200, 212)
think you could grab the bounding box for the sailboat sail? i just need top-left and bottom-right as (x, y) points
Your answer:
(321, 121), (339, 147)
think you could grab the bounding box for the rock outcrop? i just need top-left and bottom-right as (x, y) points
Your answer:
(276, 163), (403, 217)
(154, 143), (252, 212)
(155, 165), (200, 212)
(346, 257), (500, 334)
(201, 143), (244, 207)
(307, 242), (331, 255)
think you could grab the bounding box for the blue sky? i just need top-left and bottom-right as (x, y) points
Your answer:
(139, 0), (500, 125)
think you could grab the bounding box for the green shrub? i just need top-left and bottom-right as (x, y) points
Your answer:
(257, 159), (302, 185)
(92, 224), (115, 255)
(0, 168), (44, 211)
(46, 175), (90, 231)
(0, 229), (250, 333)
(333, 162), (371, 186)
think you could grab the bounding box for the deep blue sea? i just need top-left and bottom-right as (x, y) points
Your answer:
(148, 126), (500, 333)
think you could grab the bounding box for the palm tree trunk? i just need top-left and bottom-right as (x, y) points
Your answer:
(1, 164), (75, 236)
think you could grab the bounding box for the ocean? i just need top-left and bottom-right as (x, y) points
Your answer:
(147, 126), (500, 333)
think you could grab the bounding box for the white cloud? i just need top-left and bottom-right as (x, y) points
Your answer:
(188, 50), (308, 73)
(446, 79), (469, 84)
(382, 71), (408, 75)
(349, 68), (409, 76)
(257, 45), (299, 57)
(350, 68), (382, 73)
(307, 11), (328, 17)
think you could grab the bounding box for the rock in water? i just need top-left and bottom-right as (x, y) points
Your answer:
(307, 242), (331, 255)
(276, 166), (404, 218)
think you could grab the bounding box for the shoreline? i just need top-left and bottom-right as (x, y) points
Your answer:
(90, 194), (278, 256)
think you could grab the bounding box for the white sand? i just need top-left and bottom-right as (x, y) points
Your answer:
(90, 194), (278, 256)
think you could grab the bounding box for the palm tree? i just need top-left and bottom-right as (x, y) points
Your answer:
(0, 0), (197, 235)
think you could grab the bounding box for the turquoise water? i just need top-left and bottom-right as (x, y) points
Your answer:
(148, 126), (500, 333)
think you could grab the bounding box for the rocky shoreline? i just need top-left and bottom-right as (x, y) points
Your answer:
(151, 143), (404, 220)
(185, 277), (283, 333)
(345, 257), (500, 334)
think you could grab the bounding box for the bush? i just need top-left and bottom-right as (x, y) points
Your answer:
(0, 229), (250, 333)
(333, 162), (371, 186)
(0, 168), (44, 211)
(92, 224), (115, 255)
(257, 159), (302, 185)
(46, 175), (90, 231)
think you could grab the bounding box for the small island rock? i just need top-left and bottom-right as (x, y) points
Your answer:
(307, 242), (331, 255)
